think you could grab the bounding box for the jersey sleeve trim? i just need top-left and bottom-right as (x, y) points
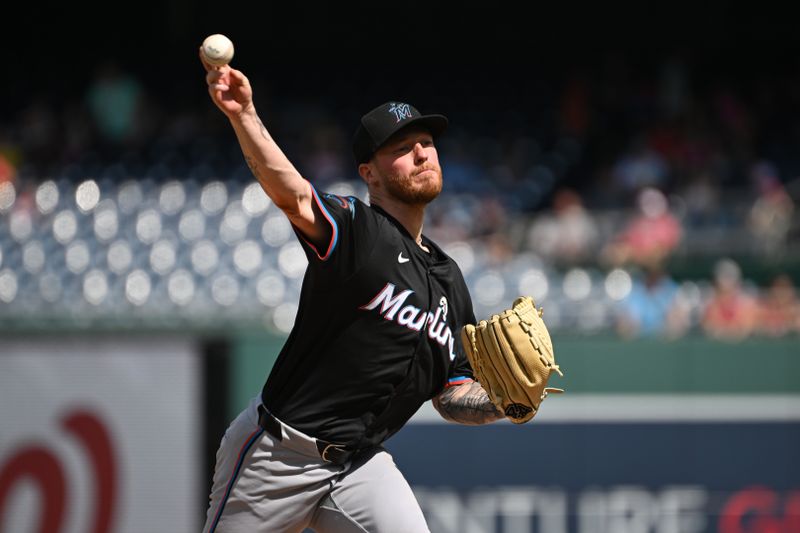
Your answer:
(298, 184), (339, 261)
(445, 376), (474, 388)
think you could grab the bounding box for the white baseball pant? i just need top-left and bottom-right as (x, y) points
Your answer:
(202, 395), (431, 532)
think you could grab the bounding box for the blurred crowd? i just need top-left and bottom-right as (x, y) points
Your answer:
(1, 52), (799, 340)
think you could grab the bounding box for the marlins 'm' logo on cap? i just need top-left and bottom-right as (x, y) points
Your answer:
(352, 101), (449, 164)
(388, 102), (413, 122)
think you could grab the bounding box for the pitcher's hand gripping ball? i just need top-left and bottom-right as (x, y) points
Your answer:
(462, 296), (564, 423)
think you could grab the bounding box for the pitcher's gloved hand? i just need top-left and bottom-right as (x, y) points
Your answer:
(461, 296), (564, 423)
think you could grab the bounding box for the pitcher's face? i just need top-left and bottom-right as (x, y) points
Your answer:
(369, 127), (443, 206)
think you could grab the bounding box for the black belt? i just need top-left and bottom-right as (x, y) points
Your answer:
(257, 404), (356, 465)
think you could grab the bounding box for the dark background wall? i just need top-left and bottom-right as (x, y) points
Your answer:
(10, 2), (800, 197)
(11, 2), (800, 111)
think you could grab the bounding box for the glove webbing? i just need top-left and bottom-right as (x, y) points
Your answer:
(517, 308), (564, 400)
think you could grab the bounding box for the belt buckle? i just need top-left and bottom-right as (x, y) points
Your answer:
(320, 443), (347, 463)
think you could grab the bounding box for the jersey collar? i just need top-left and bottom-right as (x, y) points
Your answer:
(370, 203), (450, 266)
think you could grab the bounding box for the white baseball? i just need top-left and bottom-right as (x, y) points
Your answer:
(201, 34), (234, 67)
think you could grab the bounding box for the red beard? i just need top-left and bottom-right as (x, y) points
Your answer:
(382, 166), (443, 206)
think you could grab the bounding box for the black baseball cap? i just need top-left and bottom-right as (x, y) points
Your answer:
(352, 101), (448, 164)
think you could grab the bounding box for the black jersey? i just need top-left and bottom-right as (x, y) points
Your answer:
(261, 186), (475, 450)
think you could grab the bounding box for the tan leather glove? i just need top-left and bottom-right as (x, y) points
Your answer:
(462, 296), (564, 423)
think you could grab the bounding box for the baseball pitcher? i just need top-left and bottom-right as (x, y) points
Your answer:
(199, 41), (563, 533)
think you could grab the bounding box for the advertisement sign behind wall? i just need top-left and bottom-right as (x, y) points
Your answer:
(0, 337), (201, 533)
(387, 422), (800, 533)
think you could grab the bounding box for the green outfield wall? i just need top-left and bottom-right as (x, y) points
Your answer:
(553, 335), (800, 394)
(230, 330), (284, 415)
(230, 333), (800, 418)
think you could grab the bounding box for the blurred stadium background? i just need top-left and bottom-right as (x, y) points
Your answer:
(1, 3), (798, 532)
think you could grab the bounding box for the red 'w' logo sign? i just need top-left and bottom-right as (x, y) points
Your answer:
(0, 409), (117, 533)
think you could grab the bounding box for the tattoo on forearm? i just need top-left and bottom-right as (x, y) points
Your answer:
(244, 155), (261, 179)
(433, 381), (504, 425)
(256, 117), (271, 142)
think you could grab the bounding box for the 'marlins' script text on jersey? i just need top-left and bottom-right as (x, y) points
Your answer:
(360, 284), (458, 361)
(261, 188), (476, 451)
